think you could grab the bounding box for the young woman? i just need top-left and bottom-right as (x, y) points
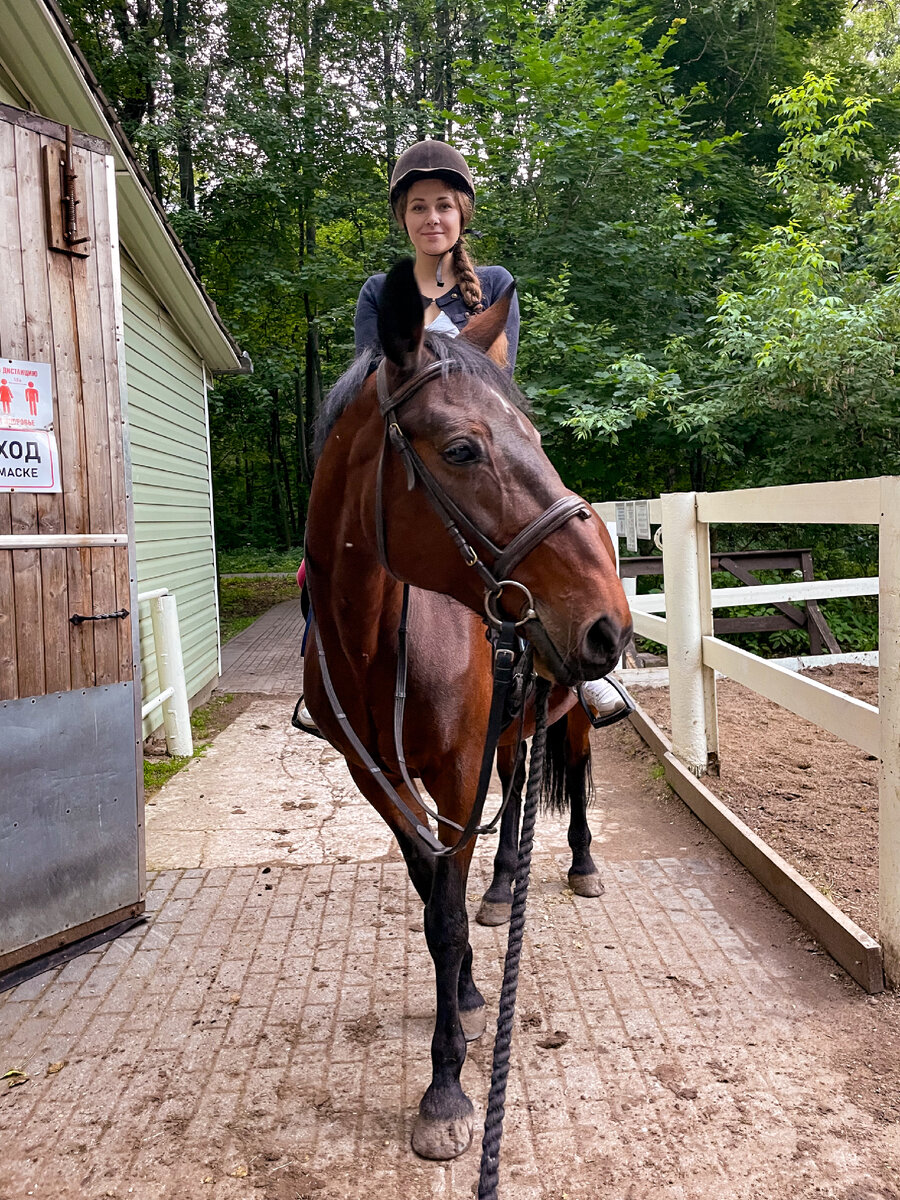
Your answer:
(354, 140), (519, 368)
(296, 140), (630, 730)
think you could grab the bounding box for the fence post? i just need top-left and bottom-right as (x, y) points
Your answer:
(150, 593), (193, 757)
(879, 475), (900, 985)
(661, 491), (719, 776)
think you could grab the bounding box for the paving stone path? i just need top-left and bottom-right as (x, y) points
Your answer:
(2, 608), (899, 1199)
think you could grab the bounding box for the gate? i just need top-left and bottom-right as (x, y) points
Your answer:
(0, 105), (143, 973)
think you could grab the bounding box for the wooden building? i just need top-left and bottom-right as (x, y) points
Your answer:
(0, 0), (247, 730)
(0, 0), (245, 973)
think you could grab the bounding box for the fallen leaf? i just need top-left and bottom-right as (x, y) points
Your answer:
(3, 1068), (28, 1087)
(47, 1060), (68, 1075)
(229, 993), (240, 1005)
(227, 1164), (249, 1179)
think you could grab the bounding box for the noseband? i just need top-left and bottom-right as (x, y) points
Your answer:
(374, 357), (592, 645)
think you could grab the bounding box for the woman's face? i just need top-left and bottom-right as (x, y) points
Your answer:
(403, 179), (462, 258)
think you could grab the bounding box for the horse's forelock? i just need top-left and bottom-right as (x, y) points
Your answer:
(313, 334), (528, 463)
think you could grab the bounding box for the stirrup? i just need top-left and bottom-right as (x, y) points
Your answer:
(291, 693), (326, 740)
(577, 675), (635, 729)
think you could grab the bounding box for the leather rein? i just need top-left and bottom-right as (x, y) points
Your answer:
(310, 355), (592, 858)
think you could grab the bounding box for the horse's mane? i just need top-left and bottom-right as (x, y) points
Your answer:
(313, 334), (528, 462)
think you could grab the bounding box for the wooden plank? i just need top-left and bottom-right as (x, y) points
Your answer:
(18, 123), (68, 695)
(695, 478), (882, 526)
(631, 610), (667, 643)
(0, 102), (110, 155)
(44, 137), (94, 688)
(94, 152), (133, 685)
(628, 705), (884, 994)
(8, 126), (44, 697)
(72, 148), (117, 685)
(714, 615), (800, 635)
(630, 576), (880, 613)
(702, 635), (880, 755)
(878, 476), (900, 985)
(0, 116), (23, 699)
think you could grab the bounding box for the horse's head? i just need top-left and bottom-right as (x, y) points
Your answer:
(368, 259), (632, 686)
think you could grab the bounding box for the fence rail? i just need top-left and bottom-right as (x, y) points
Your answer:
(598, 475), (900, 989)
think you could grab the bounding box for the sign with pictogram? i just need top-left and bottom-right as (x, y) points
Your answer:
(0, 359), (53, 430)
(0, 427), (61, 492)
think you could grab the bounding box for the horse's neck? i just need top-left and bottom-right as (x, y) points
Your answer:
(307, 402), (403, 666)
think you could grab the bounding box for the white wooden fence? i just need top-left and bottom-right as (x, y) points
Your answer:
(596, 477), (900, 986)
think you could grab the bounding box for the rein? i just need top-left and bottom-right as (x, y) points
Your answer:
(311, 355), (592, 859)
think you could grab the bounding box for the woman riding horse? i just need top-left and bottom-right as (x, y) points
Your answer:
(302, 259), (633, 1158)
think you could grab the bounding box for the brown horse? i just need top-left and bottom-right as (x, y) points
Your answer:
(303, 260), (632, 1160)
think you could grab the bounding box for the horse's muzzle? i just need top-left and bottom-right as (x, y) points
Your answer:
(578, 613), (632, 680)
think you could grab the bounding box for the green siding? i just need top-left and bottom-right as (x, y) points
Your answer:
(121, 253), (219, 734)
(0, 63), (28, 107)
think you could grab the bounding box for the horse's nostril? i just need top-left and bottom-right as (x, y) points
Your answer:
(582, 615), (623, 666)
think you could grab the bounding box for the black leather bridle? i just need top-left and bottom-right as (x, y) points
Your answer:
(309, 355), (594, 857)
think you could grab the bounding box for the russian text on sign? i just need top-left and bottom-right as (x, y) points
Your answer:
(0, 428), (60, 492)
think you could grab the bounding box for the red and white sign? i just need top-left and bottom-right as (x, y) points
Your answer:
(0, 427), (61, 492)
(0, 359), (54, 430)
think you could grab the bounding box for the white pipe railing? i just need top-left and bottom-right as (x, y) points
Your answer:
(599, 477), (899, 984)
(137, 587), (193, 757)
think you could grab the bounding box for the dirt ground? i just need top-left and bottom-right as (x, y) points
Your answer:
(631, 664), (881, 938)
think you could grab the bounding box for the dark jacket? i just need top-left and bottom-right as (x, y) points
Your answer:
(354, 265), (520, 372)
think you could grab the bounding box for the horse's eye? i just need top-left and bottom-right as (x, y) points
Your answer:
(442, 441), (479, 465)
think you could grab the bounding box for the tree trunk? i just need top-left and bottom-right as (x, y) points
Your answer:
(295, 371), (311, 487)
(162, 0), (196, 210)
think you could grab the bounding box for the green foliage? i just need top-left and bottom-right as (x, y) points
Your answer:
(218, 548), (302, 573)
(218, 575), (299, 643)
(58, 0), (900, 549)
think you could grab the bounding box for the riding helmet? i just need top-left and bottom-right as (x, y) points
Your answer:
(389, 141), (475, 213)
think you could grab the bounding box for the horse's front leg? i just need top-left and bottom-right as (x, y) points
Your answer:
(413, 849), (477, 1160)
(475, 742), (525, 927)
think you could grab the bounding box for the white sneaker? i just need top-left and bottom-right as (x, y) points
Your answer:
(578, 676), (635, 728)
(292, 694), (322, 737)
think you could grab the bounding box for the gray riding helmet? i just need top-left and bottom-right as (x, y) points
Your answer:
(389, 141), (475, 214)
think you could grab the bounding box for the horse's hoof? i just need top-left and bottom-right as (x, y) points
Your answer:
(568, 871), (605, 898)
(475, 900), (512, 926)
(460, 1004), (487, 1042)
(411, 1110), (474, 1160)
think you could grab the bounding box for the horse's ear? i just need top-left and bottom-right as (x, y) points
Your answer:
(461, 279), (515, 367)
(377, 259), (425, 374)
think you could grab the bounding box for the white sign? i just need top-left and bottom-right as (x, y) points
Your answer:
(0, 359), (54, 431)
(625, 501), (638, 552)
(0, 428), (62, 492)
(635, 499), (651, 540)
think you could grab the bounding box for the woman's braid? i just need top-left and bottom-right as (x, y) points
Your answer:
(451, 193), (483, 312)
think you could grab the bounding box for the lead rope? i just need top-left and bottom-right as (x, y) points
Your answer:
(477, 677), (550, 1200)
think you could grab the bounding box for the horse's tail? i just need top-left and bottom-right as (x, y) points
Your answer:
(540, 706), (594, 814)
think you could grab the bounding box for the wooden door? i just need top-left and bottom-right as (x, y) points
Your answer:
(0, 104), (143, 975)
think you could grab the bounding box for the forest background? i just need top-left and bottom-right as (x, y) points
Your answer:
(59, 0), (900, 649)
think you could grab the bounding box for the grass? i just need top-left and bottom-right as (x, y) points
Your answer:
(218, 547), (302, 574)
(143, 693), (238, 796)
(650, 762), (666, 780)
(219, 574), (300, 643)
